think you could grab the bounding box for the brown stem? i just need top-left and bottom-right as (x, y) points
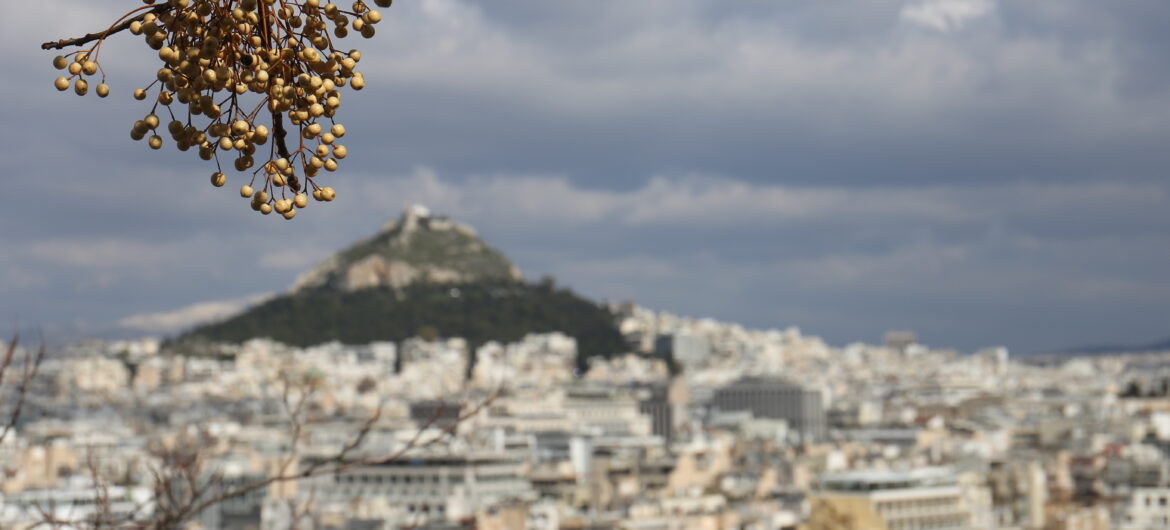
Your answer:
(272, 112), (292, 160)
(40, 4), (172, 50)
(257, 4), (296, 188)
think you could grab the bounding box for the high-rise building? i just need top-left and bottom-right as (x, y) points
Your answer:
(654, 333), (711, 370)
(711, 377), (826, 442)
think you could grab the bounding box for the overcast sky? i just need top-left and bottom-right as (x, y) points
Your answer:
(3, 0), (1169, 353)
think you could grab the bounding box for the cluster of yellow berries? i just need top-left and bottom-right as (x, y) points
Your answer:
(53, 54), (110, 97)
(48, 0), (392, 219)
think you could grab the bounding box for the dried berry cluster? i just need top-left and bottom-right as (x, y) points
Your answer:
(46, 0), (392, 219)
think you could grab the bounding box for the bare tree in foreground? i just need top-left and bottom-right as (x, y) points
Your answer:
(0, 334), (45, 445)
(18, 353), (500, 529)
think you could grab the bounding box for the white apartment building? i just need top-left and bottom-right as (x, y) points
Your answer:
(307, 453), (535, 524)
(810, 467), (988, 530)
(1121, 488), (1170, 530)
(0, 477), (151, 528)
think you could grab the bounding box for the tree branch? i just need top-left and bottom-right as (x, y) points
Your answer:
(40, 4), (172, 51)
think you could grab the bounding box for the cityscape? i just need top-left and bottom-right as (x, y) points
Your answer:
(5, 0), (1170, 528)
(3, 208), (1170, 529)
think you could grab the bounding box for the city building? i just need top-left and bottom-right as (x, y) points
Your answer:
(711, 377), (826, 442)
(808, 467), (985, 530)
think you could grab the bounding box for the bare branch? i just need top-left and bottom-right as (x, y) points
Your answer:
(33, 370), (501, 529)
(40, 5), (172, 51)
(0, 336), (45, 444)
(179, 386), (502, 523)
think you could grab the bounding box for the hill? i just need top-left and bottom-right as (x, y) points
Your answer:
(175, 206), (628, 367)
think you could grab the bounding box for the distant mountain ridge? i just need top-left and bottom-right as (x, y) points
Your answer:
(1057, 337), (1170, 356)
(175, 206), (627, 365)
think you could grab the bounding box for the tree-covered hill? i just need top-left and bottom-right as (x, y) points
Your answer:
(176, 281), (628, 366)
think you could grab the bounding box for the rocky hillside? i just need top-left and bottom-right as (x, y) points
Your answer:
(291, 204), (522, 292)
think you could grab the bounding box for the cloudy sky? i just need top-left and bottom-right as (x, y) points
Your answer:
(3, 0), (1168, 353)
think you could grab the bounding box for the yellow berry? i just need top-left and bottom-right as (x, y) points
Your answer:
(294, 193), (308, 208)
(211, 172), (227, 187)
(283, 209), (296, 220)
(74, 79), (88, 95)
(331, 124), (346, 137)
(332, 144), (347, 159)
(240, 185), (254, 197)
(260, 203), (273, 215)
(96, 83), (110, 97)
(133, 89), (147, 100)
(54, 77), (70, 91)
(53, 56), (68, 69)
(148, 135), (163, 149)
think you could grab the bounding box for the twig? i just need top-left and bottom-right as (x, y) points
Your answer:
(40, 4), (172, 51)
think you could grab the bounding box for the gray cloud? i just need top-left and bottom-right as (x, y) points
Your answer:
(2, 0), (1168, 352)
(120, 293), (273, 334)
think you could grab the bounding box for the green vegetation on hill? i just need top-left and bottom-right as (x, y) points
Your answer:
(177, 281), (628, 368)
